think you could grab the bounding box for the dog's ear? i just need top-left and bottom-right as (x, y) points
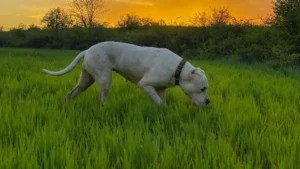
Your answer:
(197, 67), (205, 74)
(188, 68), (197, 81)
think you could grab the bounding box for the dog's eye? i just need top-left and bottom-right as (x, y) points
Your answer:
(201, 87), (207, 92)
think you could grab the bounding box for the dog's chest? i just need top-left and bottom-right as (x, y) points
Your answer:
(112, 68), (141, 84)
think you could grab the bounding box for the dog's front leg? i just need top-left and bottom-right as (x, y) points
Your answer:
(156, 88), (166, 100)
(138, 84), (162, 105)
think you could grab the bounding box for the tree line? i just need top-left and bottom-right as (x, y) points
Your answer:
(0, 0), (273, 30)
(0, 0), (299, 66)
(1, 0), (299, 34)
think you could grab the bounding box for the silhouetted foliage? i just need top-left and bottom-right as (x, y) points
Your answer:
(273, 0), (300, 35)
(210, 7), (233, 25)
(118, 13), (142, 29)
(70, 0), (106, 28)
(189, 12), (209, 27)
(1, 24), (299, 66)
(117, 13), (163, 29)
(189, 8), (249, 27)
(41, 7), (73, 30)
(0, 5), (300, 67)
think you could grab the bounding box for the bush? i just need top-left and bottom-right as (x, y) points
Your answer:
(0, 25), (299, 66)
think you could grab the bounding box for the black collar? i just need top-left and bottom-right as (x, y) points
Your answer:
(175, 59), (186, 85)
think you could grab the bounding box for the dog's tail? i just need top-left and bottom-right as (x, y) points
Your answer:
(42, 50), (86, 76)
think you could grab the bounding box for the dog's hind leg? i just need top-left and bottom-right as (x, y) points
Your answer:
(67, 69), (95, 99)
(94, 70), (112, 105)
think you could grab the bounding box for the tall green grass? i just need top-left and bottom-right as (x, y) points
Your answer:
(0, 48), (299, 169)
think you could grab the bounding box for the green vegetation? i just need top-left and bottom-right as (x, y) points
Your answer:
(0, 48), (299, 168)
(0, 25), (299, 66)
(0, 1), (299, 168)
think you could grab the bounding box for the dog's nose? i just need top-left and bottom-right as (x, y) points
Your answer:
(206, 99), (210, 105)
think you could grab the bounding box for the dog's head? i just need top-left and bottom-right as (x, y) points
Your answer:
(180, 68), (210, 107)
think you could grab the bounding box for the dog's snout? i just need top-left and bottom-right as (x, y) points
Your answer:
(205, 99), (210, 105)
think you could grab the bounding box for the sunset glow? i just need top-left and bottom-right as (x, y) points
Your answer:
(0, 0), (273, 28)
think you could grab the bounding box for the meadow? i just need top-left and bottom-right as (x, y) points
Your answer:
(0, 48), (299, 169)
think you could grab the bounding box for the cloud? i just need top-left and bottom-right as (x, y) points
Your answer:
(114, 0), (154, 6)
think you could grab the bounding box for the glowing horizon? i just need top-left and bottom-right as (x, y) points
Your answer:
(0, 0), (273, 29)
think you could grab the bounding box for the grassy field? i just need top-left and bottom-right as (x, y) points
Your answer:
(0, 48), (299, 169)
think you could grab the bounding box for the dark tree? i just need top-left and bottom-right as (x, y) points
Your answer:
(273, 0), (300, 34)
(41, 7), (73, 30)
(70, 0), (106, 28)
(189, 12), (209, 27)
(210, 7), (232, 25)
(117, 13), (142, 29)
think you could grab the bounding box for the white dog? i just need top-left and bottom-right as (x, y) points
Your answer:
(43, 41), (210, 107)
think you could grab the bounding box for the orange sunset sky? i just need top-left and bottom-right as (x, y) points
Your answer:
(0, 0), (273, 28)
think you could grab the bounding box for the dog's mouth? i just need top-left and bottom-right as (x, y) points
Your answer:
(192, 101), (202, 107)
(192, 101), (209, 107)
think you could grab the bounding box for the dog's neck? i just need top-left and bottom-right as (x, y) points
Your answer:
(168, 60), (194, 87)
(178, 62), (194, 84)
(174, 59), (186, 85)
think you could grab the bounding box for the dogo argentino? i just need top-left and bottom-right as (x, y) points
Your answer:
(43, 41), (210, 107)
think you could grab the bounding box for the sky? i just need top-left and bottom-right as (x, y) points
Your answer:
(0, 0), (273, 29)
